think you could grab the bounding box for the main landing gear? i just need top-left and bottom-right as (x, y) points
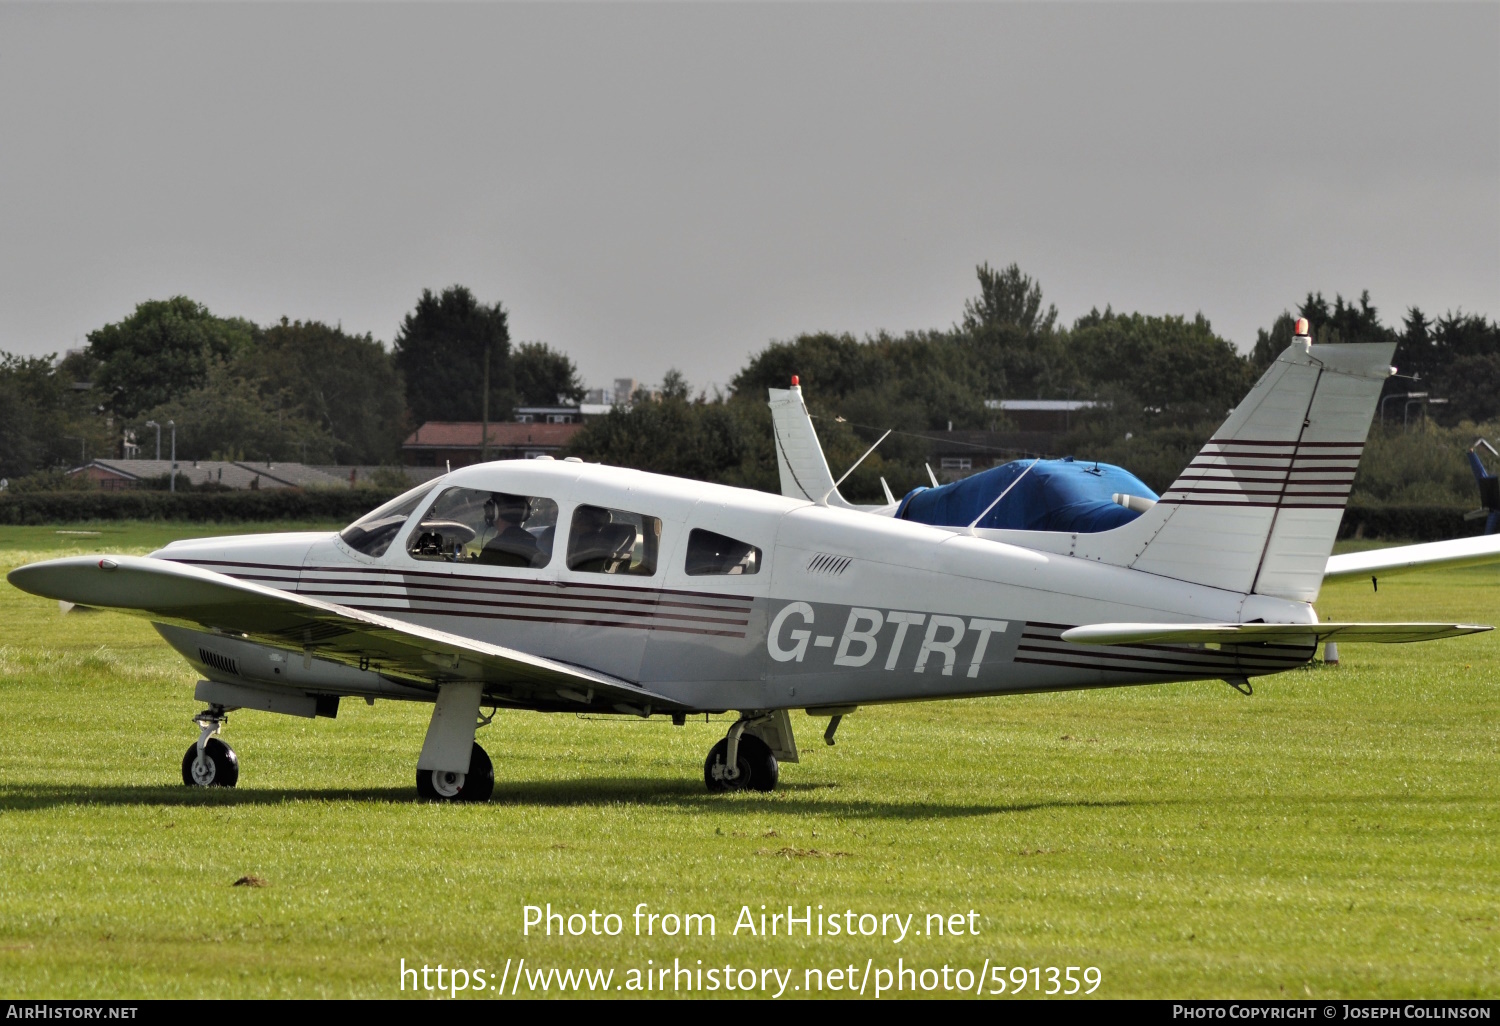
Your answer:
(415, 742), (495, 802)
(181, 705), (239, 787)
(704, 716), (779, 794)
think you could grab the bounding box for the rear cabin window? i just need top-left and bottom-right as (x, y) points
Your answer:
(684, 529), (761, 576)
(339, 484), (433, 557)
(567, 504), (660, 576)
(407, 487), (559, 567)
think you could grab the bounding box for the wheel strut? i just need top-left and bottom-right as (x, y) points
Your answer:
(182, 704), (239, 787)
(193, 704), (228, 755)
(719, 712), (772, 783)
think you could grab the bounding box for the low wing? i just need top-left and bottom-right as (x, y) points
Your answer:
(1062, 622), (1491, 646)
(1323, 535), (1500, 581)
(7, 555), (683, 712)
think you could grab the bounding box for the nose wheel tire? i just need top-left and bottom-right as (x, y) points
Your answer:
(181, 738), (239, 788)
(416, 742), (494, 802)
(704, 734), (778, 793)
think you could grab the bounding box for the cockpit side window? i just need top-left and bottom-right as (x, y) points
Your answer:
(338, 484), (434, 557)
(407, 487), (559, 567)
(684, 529), (760, 576)
(567, 504), (660, 576)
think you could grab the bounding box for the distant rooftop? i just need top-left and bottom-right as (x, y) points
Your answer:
(72, 460), (350, 490)
(984, 399), (1102, 412)
(402, 421), (582, 449)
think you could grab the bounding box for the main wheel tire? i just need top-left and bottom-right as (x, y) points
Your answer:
(181, 738), (239, 788)
(416, 742), (494, 802)
(703, 734), (778, 793)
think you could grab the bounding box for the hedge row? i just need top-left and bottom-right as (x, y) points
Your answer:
(1336, 505), (1478, 542)
(0, 490), (1478, 541)
(0, 488), (403, 525)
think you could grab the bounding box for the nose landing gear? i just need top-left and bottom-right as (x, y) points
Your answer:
(181, 705), (238, 787)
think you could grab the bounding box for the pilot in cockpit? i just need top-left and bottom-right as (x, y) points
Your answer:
(477, 493), (544, 568)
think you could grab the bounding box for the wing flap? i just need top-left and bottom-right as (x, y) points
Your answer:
(1061, 621), (1492, 646)
(7, 555), (683, 711)
(1323, 535), (1500, 581)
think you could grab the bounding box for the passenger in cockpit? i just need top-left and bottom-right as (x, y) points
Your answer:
(478, 493), (544, 568)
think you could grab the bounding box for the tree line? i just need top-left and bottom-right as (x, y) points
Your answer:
(2, 266), (1495, 506)
(570, 264), (1500, 504)
(0, 287), (581, 477)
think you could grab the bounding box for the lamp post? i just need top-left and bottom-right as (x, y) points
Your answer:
(1402, 395), (1448, 431)
(1379, 373), (1421, 426)
(480, 336), (491, 463)
(144, 420), (162, 461)
(168, 420), (177, 493)
(1402, 393), (1429, 430)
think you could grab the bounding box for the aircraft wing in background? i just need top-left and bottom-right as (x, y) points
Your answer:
(1323, 535), (1500, 582)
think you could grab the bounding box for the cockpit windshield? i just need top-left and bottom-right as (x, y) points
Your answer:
(338, 483), (434, 557)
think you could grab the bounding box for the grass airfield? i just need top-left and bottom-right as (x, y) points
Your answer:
(0, 523), (1496, 999)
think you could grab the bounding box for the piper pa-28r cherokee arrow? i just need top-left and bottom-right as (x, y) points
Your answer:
(11, 324), (1500, 799)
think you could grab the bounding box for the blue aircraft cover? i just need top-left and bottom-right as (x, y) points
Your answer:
(896, 457), (1159, 533)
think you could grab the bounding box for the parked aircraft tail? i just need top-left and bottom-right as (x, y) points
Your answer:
(1466, 439), (1499, 535)
(767, 381), (901, 512)
(768, 382), (849, 506)
(1078, 334), (1396, 601)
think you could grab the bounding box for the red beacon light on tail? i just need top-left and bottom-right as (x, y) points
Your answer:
(1293, 318), (1312, 351)
(791, 375), (800, 387)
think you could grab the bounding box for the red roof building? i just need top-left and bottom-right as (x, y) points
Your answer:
(401, 421), (584, 468)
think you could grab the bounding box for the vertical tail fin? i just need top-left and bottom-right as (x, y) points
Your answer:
(767, 384), (853, 507)
(1081, 339), (1395, 601)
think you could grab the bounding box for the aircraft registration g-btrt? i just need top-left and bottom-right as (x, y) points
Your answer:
(10, 326), (1500, 800)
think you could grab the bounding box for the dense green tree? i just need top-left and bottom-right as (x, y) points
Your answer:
(1350, 420), (1495, 505)
(658, 368), (691, 402)
(731, 330), (989, 438)
(1298, 291), (1396, 348)
(392, 286), (512, 424)
(1250, 312), (1296, 376)
(730, 332), (877, 400)
(958, 264), (1071, 403)
(0, 352), (113, 477)
(566, 391), (756, 484)
(1065, 309), (1251, 422)
(961, 262), (1058, 336)
(511, 342), (584, 406)
(0, 354), (59, 477)
(134, 361), (334, 464)
(251, 319), (407, 463)
(88, 297), (255, 418)
(1398, 310), (1500, 426)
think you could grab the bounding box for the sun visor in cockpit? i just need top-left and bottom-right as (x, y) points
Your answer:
(896, 457), (1158, 534)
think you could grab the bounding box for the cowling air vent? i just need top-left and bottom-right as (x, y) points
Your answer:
(806, 553), (852, 576)
(198, 648), (240, 676)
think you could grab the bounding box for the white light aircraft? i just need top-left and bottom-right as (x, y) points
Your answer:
(10, 325), (1500, 799)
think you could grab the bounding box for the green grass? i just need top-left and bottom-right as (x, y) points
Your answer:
(0, 523), (1496, 998)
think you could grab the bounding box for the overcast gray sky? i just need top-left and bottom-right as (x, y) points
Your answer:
(2, 2), (1496, 394)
